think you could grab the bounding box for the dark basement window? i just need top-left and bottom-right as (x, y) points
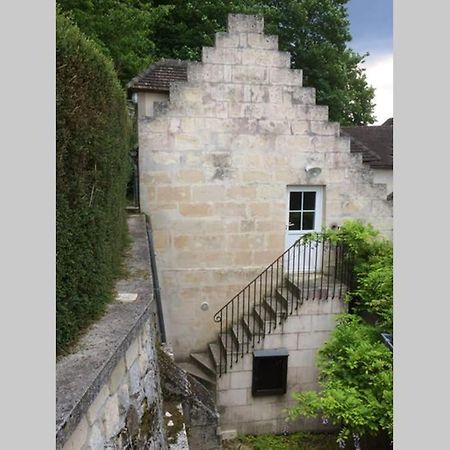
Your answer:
(252, 348), (289, 396)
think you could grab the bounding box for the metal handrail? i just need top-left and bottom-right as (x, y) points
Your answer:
(213, 233), (353, 376)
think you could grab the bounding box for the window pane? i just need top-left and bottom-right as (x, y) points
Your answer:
(302, 212), (315, 230)
(303, 192), (316, 210)
(289, 212), (301, 230)
(289, 192), (302, 210)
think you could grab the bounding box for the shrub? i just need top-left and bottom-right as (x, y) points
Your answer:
(56, 11), (132, 354)
(289, 221), (393, 446)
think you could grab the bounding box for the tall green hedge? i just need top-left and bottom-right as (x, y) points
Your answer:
(56, 11), (132, 354)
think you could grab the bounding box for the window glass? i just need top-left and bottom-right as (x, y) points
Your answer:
(303, 192), (316, 210)
(302, 212), (315, 230)
(289, 192), (302, 210)
(289, 212), (301, 230)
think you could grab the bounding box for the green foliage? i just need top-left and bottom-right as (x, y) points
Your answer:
(57, 0), (172, 85)
(224, 431), (338, 450)
(56, 11), (132, 354)
(289, 221), (393, 445)
(304, 220), (393, 330)
(288, 315), (393, 444)
(151, 0), (375, 125)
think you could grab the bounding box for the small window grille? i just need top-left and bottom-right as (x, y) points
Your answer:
(252, 348), (288, 396)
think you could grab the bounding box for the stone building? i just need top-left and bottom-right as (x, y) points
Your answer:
(128, 14), (392, 436)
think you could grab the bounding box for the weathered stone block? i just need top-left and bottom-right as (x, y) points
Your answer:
(311, 314), (336, 331)
(247, 33), (278, 50)
(218, 388), (248, 407)
(215, 31), (240, 48)
(157, 186), (191, 203)
(263, 332), (298, 350)
(289, 349), (317, 367)
(232, 65), (268, 84)
(229, 370), (253, 389)
(128, 360), (141, 396)
(284, 86), (316, 105)
(179, 203), (212, 217)
(270, 68), (303, 86)
(125, 338), (140, 369)
(86, 424), (105, 450)
(62, 416), (88, 450)
(87, 385), (110, 425)
(228, 14), (264, 34)
(278, 315), (312, 333)
(241, 48), (290, 68)
(117, 384), (131, 416)
(310, 120), (340, 136)
(257, 119), (291, 134)
(109, 357), (126, 393)
(202, 46), (242, 65)
(297, 331), (330, 350)
(102, 394), (121, 440)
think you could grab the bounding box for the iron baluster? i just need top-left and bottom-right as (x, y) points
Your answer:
(247, 286), (250, 353)
(313, 237), (319, 300)
(225, 305), (228, 374)
(270, 264), (274, 332)
(333, 242), (339, 299)
(326, 241), (332, 299)
(339, 242), (344, 299)
(253, 280), (257, 347)
(320, 237), (325, 300)
(292, 241), (295, 315)
(307, 240), (312, 300)
(273, 258), (279, 330)
(263, 270), (268, 336)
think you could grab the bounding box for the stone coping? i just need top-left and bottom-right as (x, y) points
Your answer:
(56, 214), (156, 448)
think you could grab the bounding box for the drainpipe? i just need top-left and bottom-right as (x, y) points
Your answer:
(145, 215), (167, 343)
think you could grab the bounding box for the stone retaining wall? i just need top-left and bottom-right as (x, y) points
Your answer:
(56, 215), (169, 450)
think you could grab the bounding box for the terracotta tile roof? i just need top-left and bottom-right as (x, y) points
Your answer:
(127, 59), (188, 92)
(342, 119), (393, 169)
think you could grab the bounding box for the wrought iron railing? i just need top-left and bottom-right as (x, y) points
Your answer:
(213, 234), (354, 376)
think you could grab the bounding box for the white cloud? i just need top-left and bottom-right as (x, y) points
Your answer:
(361, 53), (393, 124)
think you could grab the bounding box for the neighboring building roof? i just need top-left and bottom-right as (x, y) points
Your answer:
(341, 119), (393, 170)
(127, 59), (188, 93)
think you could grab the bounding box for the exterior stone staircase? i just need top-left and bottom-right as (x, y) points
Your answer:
(179, 247), (350, 390)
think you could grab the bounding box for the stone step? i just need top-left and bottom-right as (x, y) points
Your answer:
(285, 272), (348, 300)
(190, 352), (216, 377)
(242, 315), (264, 337)
(275, 287), (303, 312)
(178, 362), (216, 386)
(219, 331), (238, 356)
(208, 342), (222, 369)
(231, 323), (251, 345)
(263, 296), (289, 320)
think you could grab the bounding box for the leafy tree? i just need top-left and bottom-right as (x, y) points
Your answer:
(57, 0), (172, 85)
(151, 0), (376, 125)
(288, 315), (393, 446)
(289, 221), (393, 446)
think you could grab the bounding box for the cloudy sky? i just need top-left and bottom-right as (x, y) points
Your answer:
(347, 0), (393, 124)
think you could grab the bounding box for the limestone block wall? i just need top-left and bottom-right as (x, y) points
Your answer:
(373, 168), (393, 195)
(61, 318), (166, 450)
(217, 297), (347, 435)
(138, 91), (170, 119)
(137, 14), (393, 359)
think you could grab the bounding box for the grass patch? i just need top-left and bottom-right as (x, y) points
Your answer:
(223, 432), (339, 450)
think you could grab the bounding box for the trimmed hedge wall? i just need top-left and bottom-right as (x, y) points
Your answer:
(57, 12), (132, 354)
